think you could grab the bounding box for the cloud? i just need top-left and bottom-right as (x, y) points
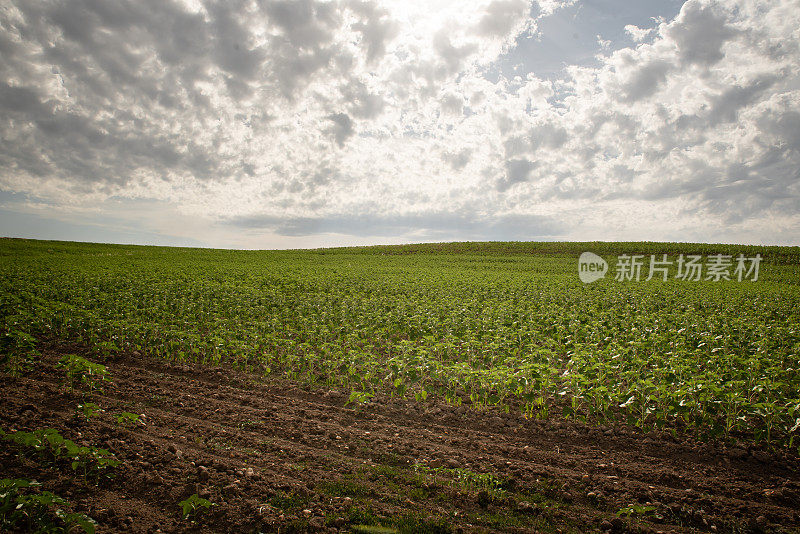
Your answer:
(440, 92), (464, 115)
(705, 75), (778, 126)
(340, 79), (385, 118)
(227, 210), (563, 240)
(0, 0), (799, 247)
(327, 112), (355, 147)
(624, 24), (656, 43)
(476, 0), (531, 37)
(665, 1), (736, 66)
(433, 30), (480, 76)
(347, 0), (398, 63)
(497, 158), (537, 191)
(618, 58), (673, 102)
(444, 148), (471, 171)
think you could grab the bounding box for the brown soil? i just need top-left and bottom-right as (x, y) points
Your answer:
(1, 341), (799, 534)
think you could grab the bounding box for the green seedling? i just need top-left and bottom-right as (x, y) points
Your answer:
(617, 503), (659, 520)
(1, 427), (65, 462)
(0, 330), (39, 376)
(56, 355), (111, 395)
(116, 411), (142, 428)
(68, 443), (121, 484)
(179, 493), (215, 521)
(77, 402), (103, 421)
(94, 340), (119, 358)
(346, 390), (374, 407)
(2, 428), (120, 483)
(0, 478), (96, 534)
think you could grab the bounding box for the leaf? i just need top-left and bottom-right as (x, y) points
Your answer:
(66, 513), (97, 534)
(790, 417), (800, 434)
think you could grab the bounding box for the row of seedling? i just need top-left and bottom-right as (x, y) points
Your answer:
(1, 427), (120, 484)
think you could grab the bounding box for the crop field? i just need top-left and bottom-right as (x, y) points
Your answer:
(1, 238), (800, 533)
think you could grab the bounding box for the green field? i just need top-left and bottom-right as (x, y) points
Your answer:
(2, 238), (800, 450)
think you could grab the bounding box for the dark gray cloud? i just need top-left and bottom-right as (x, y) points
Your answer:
(347, 0), (398, 63)
(433, 30), (479, 76)
(476, 0), (529, 37)
(340, 79), (384, 119)
(706, 75), (778, 126)
(502, 121), (568, 159)
(620, 59), (673, 102)
(327, 113), (355, 146)
(666, 2), (736, 66)
(263, 0), (339, 49)
(444, 149), (471, 171)
(496, 158), (538, 191)
(0, 80), (217, 188)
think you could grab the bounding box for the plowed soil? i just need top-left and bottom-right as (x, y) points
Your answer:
(2, 341), (799, 533)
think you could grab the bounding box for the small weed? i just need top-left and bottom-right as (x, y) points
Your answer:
(268, 490), (311, 513)
(352, 526), (399, 534)
(617, 503), (660, 520)
(347, 507), (453, 534)
(318, 479), (372, 498)
(240, 446), (259, 456)
(343, 506), (384, 528)
(236, 419), (261, 430)
(394, 513), (453, 534)
(146, 393), (169, 405)
(414, 463), (506, 499)
(206, 437), (234, 452)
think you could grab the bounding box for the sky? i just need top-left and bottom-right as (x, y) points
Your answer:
(0, 0), (798, 249)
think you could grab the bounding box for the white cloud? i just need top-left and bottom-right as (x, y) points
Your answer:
(625, 24), (655, 43)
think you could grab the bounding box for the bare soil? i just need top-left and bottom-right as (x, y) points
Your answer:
(2, 341), (799, 533)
